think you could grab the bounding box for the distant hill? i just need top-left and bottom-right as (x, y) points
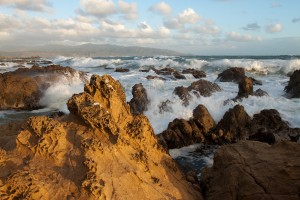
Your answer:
(0, 44), (182, 57)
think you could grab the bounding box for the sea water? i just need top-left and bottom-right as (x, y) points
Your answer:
(1, 55), (300, 173)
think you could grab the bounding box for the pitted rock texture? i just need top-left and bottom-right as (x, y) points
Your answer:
(200, 140), (300, 200)
(0, 74), (202, 200)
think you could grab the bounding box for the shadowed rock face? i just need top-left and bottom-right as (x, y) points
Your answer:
(200, 140), (300, 200)
(0, 65), (87, 110)
(285, 70), (300, 98)
(174, 80), (222, 106)
(128, 83), (149, 115)
(217, 67), (245, 83)
(0, 74), (202, 200)
(159, 104), (215, 149)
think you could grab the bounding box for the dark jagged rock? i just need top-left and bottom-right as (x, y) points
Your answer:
(0, 65), (87, 110)
(158, 100), (172, 113)
(154, 67), (176, 75)
(248, 129), (276, 144)
(200, 140), (300, 200)
(174, 86), (191, 106)
(174, 80), (221, 106)
(182, 68), (206, 78)
(173, 71), (186, 79)
(253, 88), (268, 97)
(217, 67), (245, 83)
(188, 79), (222, 97)
(248, 109), (299, 141)
(211, 105), (251, 144)
(128, 83), (149, 115)
(159, 104), (214, 149)
(237, 76), (253, 98)
(115, 67), (129, 72)
(146, 75), (166, 81)
(284, 70), (300, 98)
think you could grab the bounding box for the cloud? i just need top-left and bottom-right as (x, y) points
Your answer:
(265, 23), (283, 33)
(149, 1), (172, 15)
(178, 8), (201, 24)
(163, 8), (201, 30)
(118, 0), (138, 20)
(0, 0), (52, 12)
(79, 0), (116, 18)
(226, 32), (262, 42)
(292, 17), (300, 23)
(242, 23), (261, 31)
(194, 24), (221, 36)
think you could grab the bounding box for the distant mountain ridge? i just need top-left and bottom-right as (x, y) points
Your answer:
(0, 43), (182, 57)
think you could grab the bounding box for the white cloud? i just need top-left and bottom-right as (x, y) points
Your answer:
(194, 24), (221, 36)
(163, 18), (182, 29)
(226, 32), (262, 42)
(149, 2), (172, 15)
(0, 0), (52, 12)
(118, 0), (138, 20)
(265, 23), (283, 33)
(178, 8), (201, 24)
(79, 0), (116, 18)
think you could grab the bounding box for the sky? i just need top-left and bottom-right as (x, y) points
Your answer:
(0, 0), (299, 55)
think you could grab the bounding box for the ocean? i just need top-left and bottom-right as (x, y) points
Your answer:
(1, 55), (300, 173)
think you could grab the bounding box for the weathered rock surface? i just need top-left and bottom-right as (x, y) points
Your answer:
(146, 75), (166, 81)
(234, 76), (268, 100)
(0, 65), (87, 110)
(174, 80), (221, 105)
(128, 83), (149, 115)
(200, 140), (300, 200)
(173, 71), (186, 79)
(115, 67), (129, 72)
(159, 105), (215, 149)
(217, 67), (245, 83)
(0, 74), (202, 200)
(285, 70), (300, 98)
(182, 68), (206, 79)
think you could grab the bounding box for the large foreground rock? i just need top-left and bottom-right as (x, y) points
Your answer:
(200, 140), (300, 200)
(285, 70), (300, 98)
(0, 74), (202, 200)
(0, 65), (87, 110)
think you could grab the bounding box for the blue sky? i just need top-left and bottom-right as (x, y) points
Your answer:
(0, 0), (299, 55)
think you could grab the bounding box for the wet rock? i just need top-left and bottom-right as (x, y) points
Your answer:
(129, 83), (149, 115)
(217, 67), (245, 83)
(0, 65), (87, 110)
(173, 71), (186, 79)
(211, 105), (251, 144)
(253, 88), (268, 97)
(284, 70), (300, 98)
(158, 100), (173, 113)
(115, 67), (129, 72)
(154, 67), (175, 75)
(200, 140), (300, 200)
(146, 75), (166, 80)
(159, 105), (214, 149)
(174, 80), (221, 105)
(248, 109), (299, 141)
(188, 79), (222, 97)
(0, 74), (202, 200)
(248, 129), (276, 144)
(174, 86), (191, 106)
(182, 68), (206, 78)
(237, 76), (253, 98)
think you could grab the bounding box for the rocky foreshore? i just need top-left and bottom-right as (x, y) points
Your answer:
(0, 64), (299, 200)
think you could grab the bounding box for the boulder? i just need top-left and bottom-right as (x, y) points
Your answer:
(174, 80), (222, 105)
(237, 76), (253, 98)
(211, 105), (251, 144)
(182, 68), (206, 78)
(284, 70), (300, 98)
(173, 71), (186, 79)
(200, 140), (300, 200)
(128, 83), (149, 115)
(0, 65), (87, 110)
(247, 109), (299, 141)
(0, 74), (202, 200)
(153, 67), (176, 75)
(146, 75), (166, 81)
(115, 67), (129, 72)
(159, 104), (214, 149)
(217, 67), (245, 83)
